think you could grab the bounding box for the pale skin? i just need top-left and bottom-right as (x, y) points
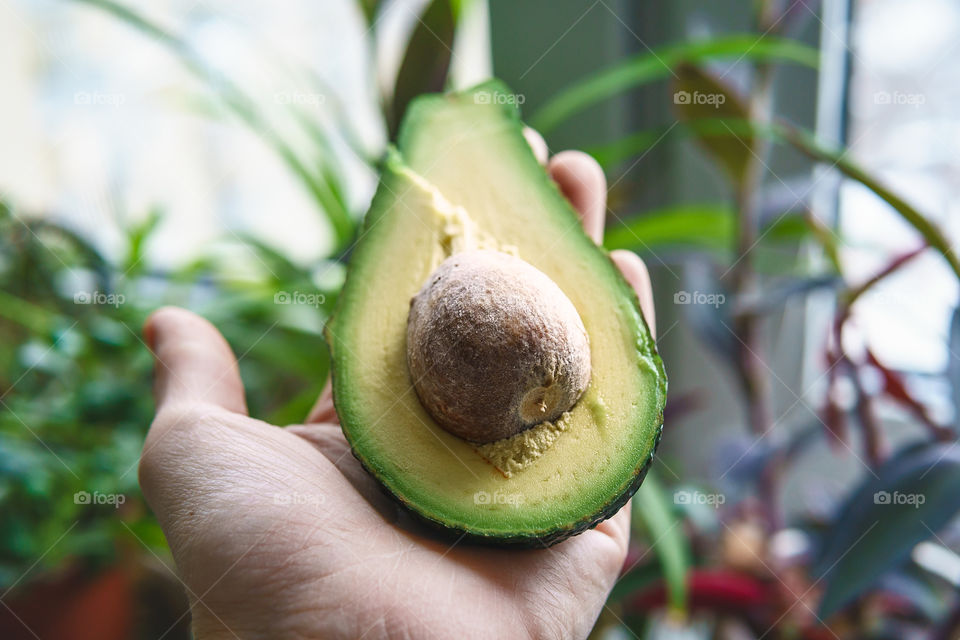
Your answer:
(140, 130), (657, 640)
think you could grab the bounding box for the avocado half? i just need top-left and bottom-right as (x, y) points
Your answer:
(326, 80), (666, 547)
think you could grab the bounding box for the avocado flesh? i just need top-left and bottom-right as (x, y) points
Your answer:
(327, 80), (666, 545)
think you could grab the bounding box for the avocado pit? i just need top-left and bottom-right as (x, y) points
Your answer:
(406, 249), (591, 443)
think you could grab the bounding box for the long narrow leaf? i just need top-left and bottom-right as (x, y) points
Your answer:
(671, 65), (754, 187)
(605, 205), (736, 254)
(605, 205), (810, 257)
(776, 123), (960, 280)
(532, 35), (819, 133)
(588, 118), (760, 169)
(607, 562), (662, 604)
(599, 116), (960, 280)
(358, 0), (384, 24)
(588, 126), (674, 168)
(814, 442), (960, 618)
(0, 291), (62, 332)
(388, 0), (456, 139)
(74, 0), (356, 250)
(632, 470), (690, 614)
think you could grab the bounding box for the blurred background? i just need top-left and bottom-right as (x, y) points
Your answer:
(2, 0), (960, 638)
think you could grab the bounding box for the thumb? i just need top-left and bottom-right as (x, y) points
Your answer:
(144, 307), (248, 415)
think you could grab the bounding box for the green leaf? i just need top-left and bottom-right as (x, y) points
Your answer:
(588, 118), (759, 170)
(602, 116), (957, 280)
(74, 0), (356, 251)
(266, 384), (325, 426)
(671, 65), (754, 187)
(388, 0), (456, 139)
(756, 212), (843, 273)
(0, 291), (62, 332)
(632, 470), (689, 614)
(124, 207), (163, 275)
(235, 235), (317, 286)
(588, 127), (672, 169)
(814, 442), (960, 618)
(358, 0), (383, 24)
(532, 35), (819, 132)
(607, 561), (662, 604)
(762, 213), (808, 242)
(803, 212), (843, 273)
(290, 76), (377, 166)
(775, 123), (960, 281)
(604, 205), (810, 258)
(605, 205), (736, 255)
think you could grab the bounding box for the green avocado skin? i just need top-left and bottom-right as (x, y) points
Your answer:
(342, 409), (664, 549)
(324, 80), (667, 548)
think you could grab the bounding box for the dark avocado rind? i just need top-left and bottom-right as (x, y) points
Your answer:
(325, 80), (667, 547)
(326, 254), (665, 548)
(341, 412), (663, 549)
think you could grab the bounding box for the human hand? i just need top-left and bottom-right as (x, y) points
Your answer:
(139, 132), (656, 640)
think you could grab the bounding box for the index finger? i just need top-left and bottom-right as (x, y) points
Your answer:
(548, 150), (607, 244)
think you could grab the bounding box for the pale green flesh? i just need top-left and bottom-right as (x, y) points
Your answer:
(328, 81), (666, 540)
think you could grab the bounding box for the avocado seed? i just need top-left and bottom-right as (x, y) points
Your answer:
(406, 249), (591, 443)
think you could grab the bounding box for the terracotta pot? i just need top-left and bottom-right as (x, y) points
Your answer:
(0, 566), (133, 640)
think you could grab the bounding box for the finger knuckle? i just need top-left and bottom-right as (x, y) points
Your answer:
(139, 403), (225, 488)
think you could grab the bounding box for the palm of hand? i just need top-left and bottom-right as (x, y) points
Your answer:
(143, 403), (627, 639)
(140, 143), (655, 640)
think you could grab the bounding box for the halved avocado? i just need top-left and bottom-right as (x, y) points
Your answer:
(326, 80), (666, 547)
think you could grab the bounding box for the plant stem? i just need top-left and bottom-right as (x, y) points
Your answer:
(844, 244), (927, 306)
(732, 61), (779, 529)
(827, 244), (953, 450)
(775, 122), (960, 281)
